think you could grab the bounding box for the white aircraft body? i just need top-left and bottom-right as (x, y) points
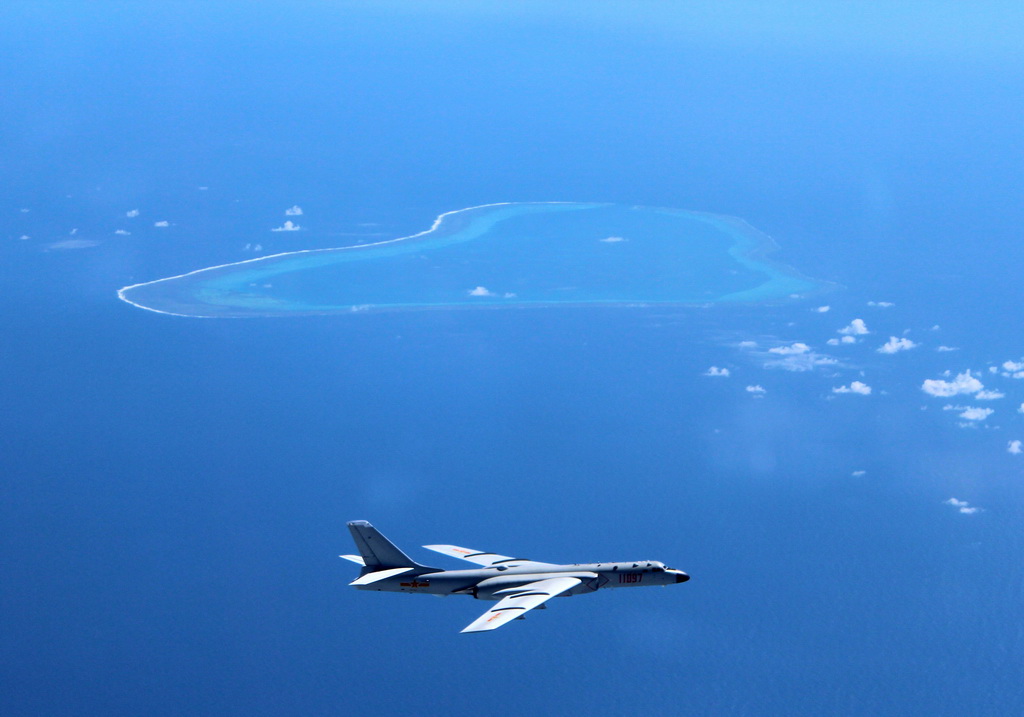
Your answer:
(342, 520), (690, 633)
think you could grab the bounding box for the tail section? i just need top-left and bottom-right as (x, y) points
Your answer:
(347, 520), (439, 574)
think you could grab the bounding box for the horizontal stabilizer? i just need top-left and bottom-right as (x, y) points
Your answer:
(339, 554), (366, 565)
(349, 567), (414, 586)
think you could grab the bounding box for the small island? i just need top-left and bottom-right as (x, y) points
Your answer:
(118, 202), (826, 317)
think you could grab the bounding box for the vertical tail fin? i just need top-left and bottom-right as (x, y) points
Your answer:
(347, 520), (438, 573)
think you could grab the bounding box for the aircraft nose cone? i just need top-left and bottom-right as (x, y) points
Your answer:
(676, 572), (690, 583)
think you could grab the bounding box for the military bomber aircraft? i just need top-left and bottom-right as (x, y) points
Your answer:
(342, 520), (690, 633)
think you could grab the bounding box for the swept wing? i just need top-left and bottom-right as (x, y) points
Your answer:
(423, 544), (556, 568)
(461, 576), (581, 633)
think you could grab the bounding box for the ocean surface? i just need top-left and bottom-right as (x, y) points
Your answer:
(3, 3), (1023, 715)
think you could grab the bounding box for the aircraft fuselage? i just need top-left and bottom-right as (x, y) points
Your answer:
(353, 560), (689, 599)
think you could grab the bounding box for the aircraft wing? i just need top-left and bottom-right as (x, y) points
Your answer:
(423, 544), (555, 567)
(460, 576), (581, 633)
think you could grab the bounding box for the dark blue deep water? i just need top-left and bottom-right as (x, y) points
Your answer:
(3, 3), (1023, 715)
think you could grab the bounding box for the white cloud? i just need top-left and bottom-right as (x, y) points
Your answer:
(769, 342), (811, 355)
(468, 286), (495, 297)
(826, 338), (840, 346)
(921, 370), (984, 397)
(285, 205), (303, 216)
(1000, 359), (1024, 378)
(851, 470), (866, 477)
(271, 220), (300, 232)
(838, 319), (869, 335)
(763, 343), (838, 371)
(46, 239), (99, 250)
(974, 390), (1004, 400)
(114, 229), (131, 236)
(1019, 403), (1024, 414)
(126, 209), (140, 217)
(814, 305), (830, 313)
(18, 235), (30, 241)
(937, 346), (958, 352)
(1008, 440), (1022, 455)
(841, 335), (856, 344)
(704, 366), (730, 377)
(945, 498), (981, 515)
(70, 228), (78, 235)
(19, 208), (30, 213)
(154, 220), (170, 227)
(737, 341), (758, 348)
(867, 301), (894, 308)
(745, 385), (766, 394)
(599, 236), (626, 243)
(878, 336), (918, 354)
(833, 381), (872, 395)
(944, 406), (993, 421)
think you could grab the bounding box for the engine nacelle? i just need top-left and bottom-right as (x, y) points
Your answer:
(471, 572), (599, 600)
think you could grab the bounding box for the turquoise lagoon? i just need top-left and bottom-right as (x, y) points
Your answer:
(118, 202), (826, 317)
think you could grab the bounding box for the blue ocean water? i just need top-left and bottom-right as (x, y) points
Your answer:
(3, 3), (1024, 715)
